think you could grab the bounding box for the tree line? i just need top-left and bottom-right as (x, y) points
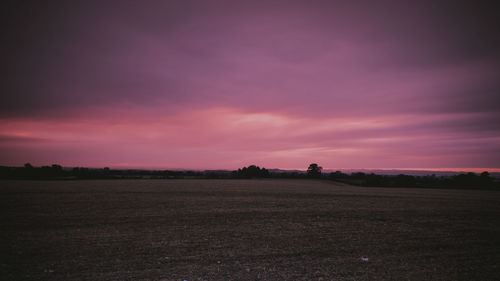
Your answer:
(0, 163), (498, 189)
(328, 170), (498, 189)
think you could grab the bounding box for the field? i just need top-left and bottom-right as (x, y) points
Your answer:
(1, 179), (500, 280)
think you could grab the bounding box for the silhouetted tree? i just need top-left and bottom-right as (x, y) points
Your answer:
(51, 164), (63, 173)
(307, 163), (322, 178)
(23, 163), (35, 177)
(261, 167), (269, 177)
(478, 171), (494, 187)
(234, 165), (269, 178)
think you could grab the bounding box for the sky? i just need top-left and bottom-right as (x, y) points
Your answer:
(1, 0), (500, 171)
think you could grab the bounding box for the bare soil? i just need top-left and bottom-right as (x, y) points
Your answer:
(1, 179), (500, 280)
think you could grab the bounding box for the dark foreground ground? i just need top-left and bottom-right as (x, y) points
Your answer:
(1, 180), (500, 281)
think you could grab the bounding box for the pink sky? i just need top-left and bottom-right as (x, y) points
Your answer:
(1, 0), (500, 171)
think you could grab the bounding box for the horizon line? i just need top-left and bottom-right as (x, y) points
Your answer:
(4, 163), (500, 173)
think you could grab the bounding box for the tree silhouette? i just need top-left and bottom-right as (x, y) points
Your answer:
(235, 165), (269, 178)
(307, 163), (322, 178)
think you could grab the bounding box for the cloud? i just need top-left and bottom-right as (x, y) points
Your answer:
(1, 106), (498, 169)
(1, 0), (499, 168)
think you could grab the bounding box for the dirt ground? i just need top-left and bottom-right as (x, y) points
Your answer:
(1, 179), (500, 280)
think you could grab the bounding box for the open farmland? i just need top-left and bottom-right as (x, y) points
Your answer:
(1, 179), (500, 280)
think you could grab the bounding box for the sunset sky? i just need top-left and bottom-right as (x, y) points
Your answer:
(1, 0), (500, 170)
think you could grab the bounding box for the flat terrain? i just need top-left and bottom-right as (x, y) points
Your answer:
(1, 179), (500, 281)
